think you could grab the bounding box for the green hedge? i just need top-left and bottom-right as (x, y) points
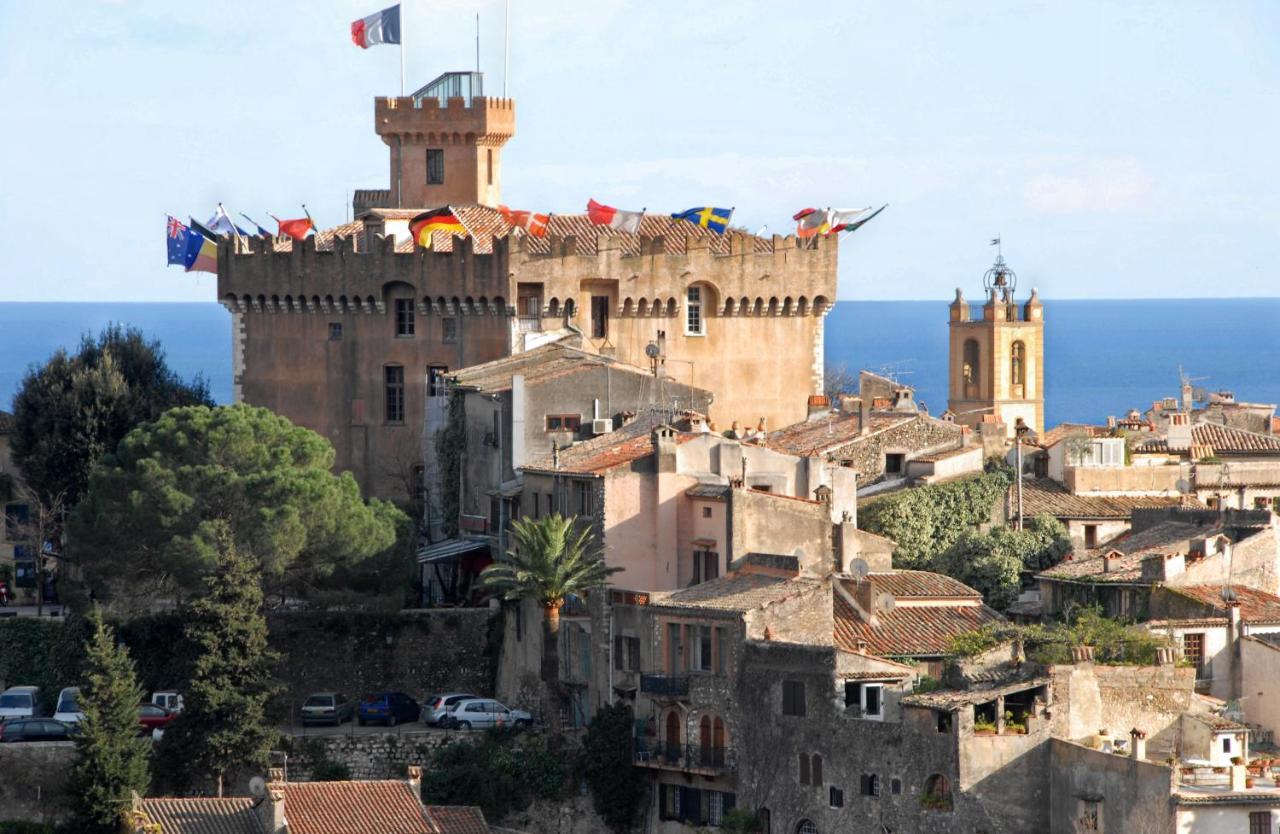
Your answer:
(858, 464), (1014, 568)
(420, 728), (567, 821)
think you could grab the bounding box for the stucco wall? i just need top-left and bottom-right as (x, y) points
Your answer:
(729, 489), (833, 575)
(1048, 663), (1194, 745)
(1178, 804), (1280, 834)
(1242, 637), (1280, 741)
(1048, 739), (1175, 834)
(1066, 463), (1186, 495)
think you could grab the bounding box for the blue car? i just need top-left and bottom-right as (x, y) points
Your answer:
(357, 691), (419, 727)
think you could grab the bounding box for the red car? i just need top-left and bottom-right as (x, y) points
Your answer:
(137, 704), (177, 734)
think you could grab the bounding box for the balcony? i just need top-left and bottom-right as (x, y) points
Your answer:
(639, 674), (690, 698)
(634, 738), (735, 775)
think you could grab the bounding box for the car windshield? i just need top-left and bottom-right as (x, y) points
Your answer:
(305, 695), (333, 707)
(57, 694), (80, 712)
(0, 694), (31, 709)
(363, 694), (386, 704)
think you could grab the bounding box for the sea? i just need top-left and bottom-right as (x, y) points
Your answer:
(2, 299), (1278, 426)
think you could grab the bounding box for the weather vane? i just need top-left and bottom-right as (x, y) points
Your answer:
(983, 234), (1017, 294)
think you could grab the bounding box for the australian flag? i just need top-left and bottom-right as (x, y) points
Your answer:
(166, 216), (192, 266)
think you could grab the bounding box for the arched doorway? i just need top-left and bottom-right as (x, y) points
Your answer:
(664, 711), (682, 763)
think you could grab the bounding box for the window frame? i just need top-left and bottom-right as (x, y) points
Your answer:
(426, 148), (445, 185)
(384, 365), (406, 424)
(328, 321), (343, 341)
(545, 414), (582, 433)
(685, 286), (704, 336)
(428, 364), (449, 398)
(861, 683), (884, 720)
(782, 680), (806, 717)
(394, 298), (416, 337)
(441, 316), (458, 344)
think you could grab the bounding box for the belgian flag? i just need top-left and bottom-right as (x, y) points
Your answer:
(409, 208), (466, 250)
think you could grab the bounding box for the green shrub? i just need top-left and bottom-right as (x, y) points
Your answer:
(582, 704), (646, 832)
(420, 728), (566, 821)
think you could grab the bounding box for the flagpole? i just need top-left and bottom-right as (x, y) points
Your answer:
(503, 0), (510, 97)
(399, 13), (406, 96)
(475, 13), (480, 75)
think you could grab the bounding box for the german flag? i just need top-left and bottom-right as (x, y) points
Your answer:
(409, 208), (466, 249)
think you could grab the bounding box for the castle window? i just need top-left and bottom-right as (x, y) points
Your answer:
(860, 774), (880, 797)
(428, 365), (448, 397)
(426, 148), (445, 184)
(796, 821), (818, 834)
(1011, 340), (1025, 387)
(798, 753), (810, 785)
(384, 365), (405, 423)
(591, 295), (609, 339)
(924, 775), (952, 811)
(782, 680), (806, 716)
(395, 299), (416, 337)
(829, 786), (844, 808)
(487, 149), (493, 186)
(686, 286), (703, 336)
(328, 322), (343, 341)
(442, 317), (458, 343)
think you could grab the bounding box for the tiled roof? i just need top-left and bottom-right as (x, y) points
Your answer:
(1166, 585), (1280, 624)
(0, 410), (13, 433)
(686, 483), (730, 500)
(900, 676), (1051, 710)
(1038, 520), (1217, 582)
(1036, 423), (1113, 449)
(762, 412), (924, 458)
(833, 590), (1002, 658)
(910, 445), (977, 463)
(1018, 478), (1195, 520)
(1135, 422), (1280, 456)
(523, 419), (700, 475)
(450, 343), (652, 394)
(864, 571), (982, 599)
(281, 781), (434, 834)
(1187, 713), (1250, 732)
(138, 798), (263, 834)
(650, 574), (820, 613)
(423, 806), (490, 834)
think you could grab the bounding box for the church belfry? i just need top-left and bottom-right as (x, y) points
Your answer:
(947, 248), (1044, 437)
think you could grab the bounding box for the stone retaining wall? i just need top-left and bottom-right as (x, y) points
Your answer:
(280, 729), (461, 781)
(0, 741), (75, 824)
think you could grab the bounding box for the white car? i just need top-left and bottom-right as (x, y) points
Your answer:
(0, 686), (43, 720)
(151, 691), (184, 713)
(421, 692), (479, 726)
(53, 687), (84, 724)
(443, 698), (532, 730)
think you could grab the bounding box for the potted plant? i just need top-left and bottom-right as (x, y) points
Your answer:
(973, 717), (997, 736)
(1003, 711), (1027, 735)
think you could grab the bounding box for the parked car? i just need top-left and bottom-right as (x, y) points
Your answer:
(0, 686), (44, 720)
(137, 703), (177, 735)
(151, 690), (184, 713)
(421, 692), (479, 726)
(441, 698), (532, 730)
(0, 718), (76, 743)
(357, 691), (419, 727)
(53, 687), (84, 724)
(300, 692), (355, 726)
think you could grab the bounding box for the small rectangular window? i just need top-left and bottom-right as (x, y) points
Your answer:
(328, 322), (343, 341)
(885, 453), (905, 474)
(546, 414), (581, 432)
(845, 681), (859, 708)
(862, 683), (884, 719)
(798, 753), (810, 785)
(1249, 811), (1271, 834)
(1183, 633), (1205, 668)
(573, 480), (593, 516)
(701, 506), (713, 518)
(860, 774), (880, 797)
(1223, 737), (1232, 754)
(782, 680), (806, 716)
(696, 626), (712, 672)
(591, 295), (609, 339)
(487, 149), (493, 186)
(395, 299), (415, 337)
(426, 148), (445, 185)
(384, 366), (405, 423)
(442, 317), (458, 343)
(428, 365), (449, 398)
(715, 627), (728, 675)
(829, 786), (844, 808)
(686, 286), (702, 335)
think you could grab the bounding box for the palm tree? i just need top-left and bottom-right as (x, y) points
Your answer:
(480, 513), (622, 741)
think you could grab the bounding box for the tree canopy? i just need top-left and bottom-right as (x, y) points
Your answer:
(11, 324), (212, 507)
(933, 514), (1072, 610)
(67, 404), (403, 603)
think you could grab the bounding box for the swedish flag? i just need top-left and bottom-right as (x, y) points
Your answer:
(671, 206), (733, 235)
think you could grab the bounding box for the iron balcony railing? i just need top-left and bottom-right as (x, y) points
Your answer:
(639, 674), (690, 697)
(633, 738), (735, 773)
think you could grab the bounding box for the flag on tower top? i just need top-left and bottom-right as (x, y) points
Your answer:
(587, 199), (643, 234)
(271, 214), (313, 241)
(409, 208), (466, 249)
(351, 4), (401, 49)
(499, 205), (550, 238)
(166, 216), (218, 274)
(671, 207), (733, 235)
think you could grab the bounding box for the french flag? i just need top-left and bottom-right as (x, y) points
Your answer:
(351, 4), (401, 49)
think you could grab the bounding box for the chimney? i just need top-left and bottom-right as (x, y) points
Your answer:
(654, 425), (678, 472)
(860, 396), (870, 437)
(257, 772), (287, 834)
(1156, 646), (1175, 666)
(408, 765), (422, 795)
(1130, 728), (1148, 761)
(1107, 415), (1117, 429)
(1167, 412), (1192, 451)
(807, 395), (831, 421)
(1228, 600), (1242, 637)
(1071, 645), (1095, 663)
(839, 396), (861, 415)
(551, 442), (560, 470)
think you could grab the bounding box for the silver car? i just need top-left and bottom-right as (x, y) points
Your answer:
(442, 698), (532, 730)
(421, 692), (479, 726)
(54, 687), (84, 724)
(0, 686), (43, 720)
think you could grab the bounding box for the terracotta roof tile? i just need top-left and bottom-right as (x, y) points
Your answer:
(423, 806), (490, 834)
(281, 781), (434, 834)
(1018, 478), (1196, 520)
(762, 412), (925, 458)
(1038, 520), (1223, 582)
(1167, 585), (1280, 624)
(1135, 422), (1280, 456)
(866, 571), (983, 599)
(1036, 423), (1112, 449)
(522, 419), (700, 475)
(833, 591), (1003, 657)
(650, 574), (821, 613)
(138, 798), (263, 834)
(450, 343), (653, 395)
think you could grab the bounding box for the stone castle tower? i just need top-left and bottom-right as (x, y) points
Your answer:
(947, 252), (1044, 437)
(219, 73), (838, 504)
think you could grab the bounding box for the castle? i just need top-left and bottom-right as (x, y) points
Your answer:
(947, 251), (1045, 437)
(217, 73), (838, 502)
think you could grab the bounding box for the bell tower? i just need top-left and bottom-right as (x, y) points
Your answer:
(947, 247), (1044, 438)
(374, 71), (516, 209)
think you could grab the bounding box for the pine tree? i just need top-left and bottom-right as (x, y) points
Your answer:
(69, 610), (150, 833)
(161, 522), (279, 796)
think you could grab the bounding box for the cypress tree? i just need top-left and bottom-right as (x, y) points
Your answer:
(160, 522), (279, 796)
(69, 610), (150, 833)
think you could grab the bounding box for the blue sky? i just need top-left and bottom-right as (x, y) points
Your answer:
(2, 1), (1278, 301)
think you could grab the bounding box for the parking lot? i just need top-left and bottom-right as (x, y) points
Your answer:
(279, 720), (460, 739)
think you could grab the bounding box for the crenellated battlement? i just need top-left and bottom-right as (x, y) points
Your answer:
(217, 227), (836, 319)
(375, 95), (516, 145)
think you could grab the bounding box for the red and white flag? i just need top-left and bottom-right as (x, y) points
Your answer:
(793, 208), (831, 238)
(587, 199), (643, 234)
(499, 205), (550, 238)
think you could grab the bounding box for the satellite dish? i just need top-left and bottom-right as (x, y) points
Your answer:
(878, 593), (897, 613)
(848, 559), (870, 581)
(644, 341), (661, 359)
(249, 776), (267, 797)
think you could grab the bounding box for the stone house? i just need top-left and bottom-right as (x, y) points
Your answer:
(1014, 477), (1194, 550)
(1241, 634), (1280, 743)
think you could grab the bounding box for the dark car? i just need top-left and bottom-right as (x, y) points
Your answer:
(301, 692), (355, 726)
(137, 704), (177, 734)
(357, 691), (419, 727)
(0, 718), (77, 743)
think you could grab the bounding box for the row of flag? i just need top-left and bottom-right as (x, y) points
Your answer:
(165, 205), (316, 273)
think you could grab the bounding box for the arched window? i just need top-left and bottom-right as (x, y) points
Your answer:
(796, 820), (819, 834)
(963, 338), (981, 397)
(700, 715), (712, 764)
(924, 774), (953, 811)
(564, 298), (576, 318)
(1011, 340), (1026, 388)
(686, 286), (703, 335)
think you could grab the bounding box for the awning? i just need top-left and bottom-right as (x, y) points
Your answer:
(416, 538), (491, 564)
